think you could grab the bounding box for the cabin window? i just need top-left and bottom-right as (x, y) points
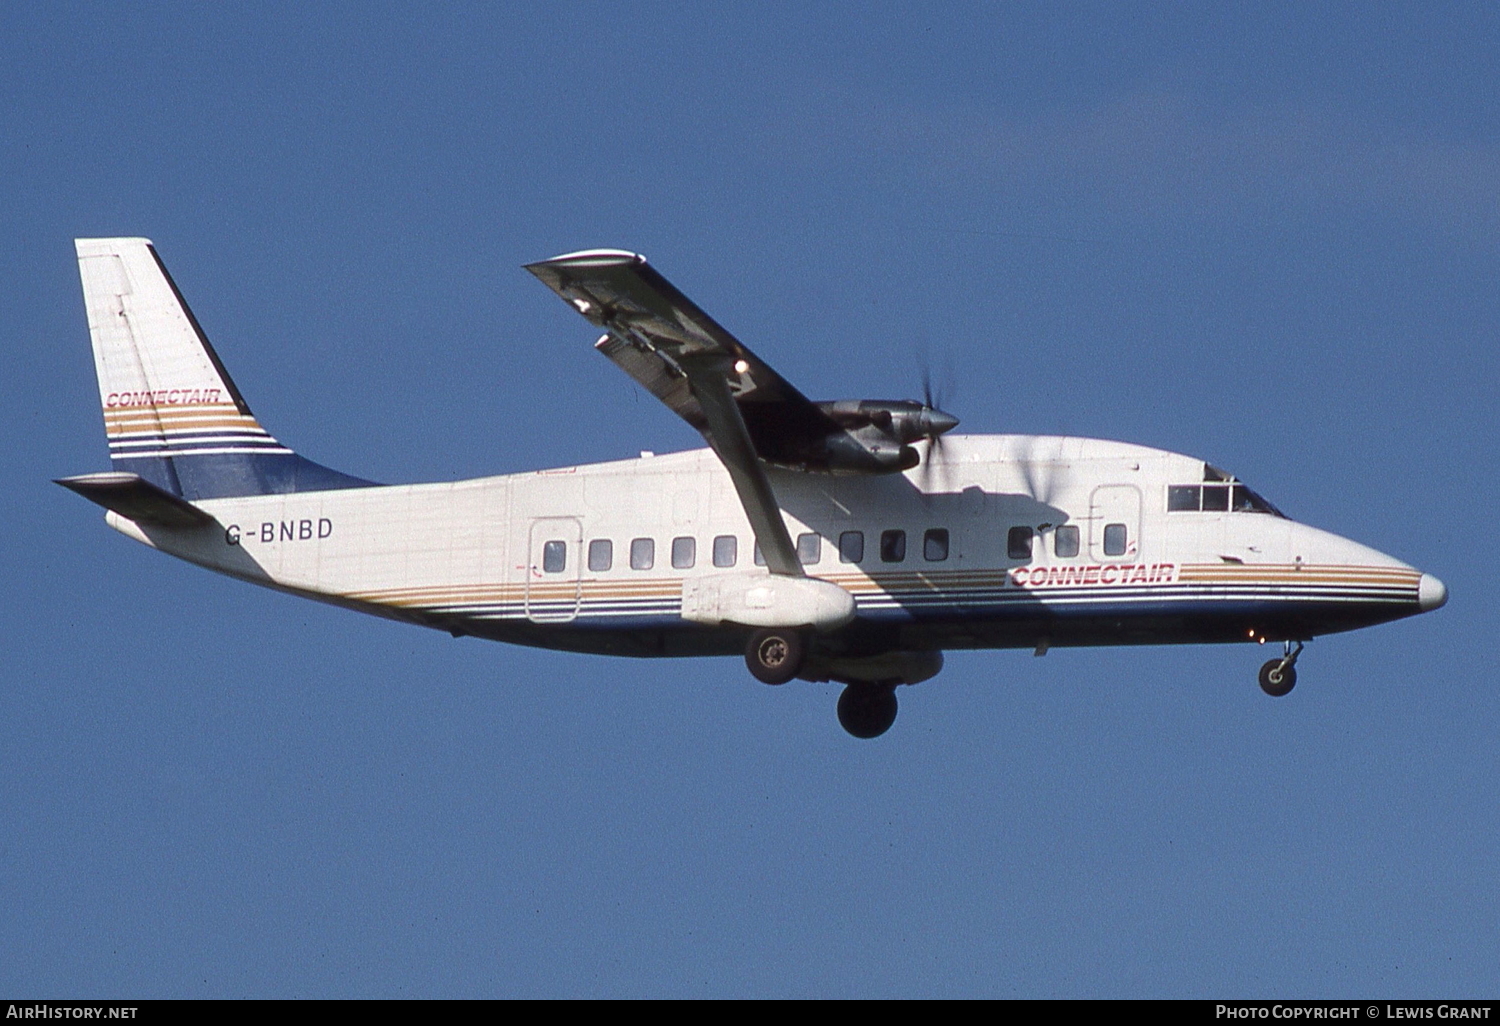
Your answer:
(1008, 526), (1033, 560)
(839, 531), (864, 564)
(630, 537), (654, 570)
(924, 528), (949, 561)
(542, 540), (567, 574)
(1104, 523), (1128, 556)
(1054, 525), (1080, 558)
(797, 533), (821, 566)
(754, 541), (765, 566)
(880, 529), (906, 563)
(713, 535), (737, 568)
(587, 539), (612, 572)
(672, 536), (696, 569)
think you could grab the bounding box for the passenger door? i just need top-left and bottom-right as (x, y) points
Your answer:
(1089, 485), (1141, 562)
(525, 517), (583, 623)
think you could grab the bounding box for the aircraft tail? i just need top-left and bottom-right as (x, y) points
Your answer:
(73, 238), (373, 500)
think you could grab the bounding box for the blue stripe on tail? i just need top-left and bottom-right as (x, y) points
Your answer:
(121, 452), (375, 501)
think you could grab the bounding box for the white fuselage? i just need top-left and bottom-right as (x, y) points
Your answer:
(106, 434), (1429, 663)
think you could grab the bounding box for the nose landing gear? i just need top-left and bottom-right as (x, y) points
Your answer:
(1258, 640), (1303, 697)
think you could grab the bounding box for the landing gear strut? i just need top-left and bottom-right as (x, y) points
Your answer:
(837, 683), (899, 739)
(745, 628), (805, 685)
(1258, 641), (1303, 697)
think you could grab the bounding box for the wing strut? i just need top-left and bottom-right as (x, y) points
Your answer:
(677, 354), (802, 577)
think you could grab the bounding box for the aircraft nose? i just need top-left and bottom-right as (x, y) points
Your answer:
(1418, 573), (1448, 612)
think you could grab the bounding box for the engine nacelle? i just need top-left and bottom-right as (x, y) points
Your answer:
(741, 399), (957, 476)
(816, 399), (959, 445)
(782, 399), (957, 475)
(818, 431), (920, 474)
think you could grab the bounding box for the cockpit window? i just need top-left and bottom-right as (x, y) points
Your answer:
(1231, 484), (1280, 515)
(1167, 486), (1199, 511)
(1168, 469), (1286, 517)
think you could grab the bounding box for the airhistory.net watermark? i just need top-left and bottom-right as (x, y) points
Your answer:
(6, 1007), (137, 1019)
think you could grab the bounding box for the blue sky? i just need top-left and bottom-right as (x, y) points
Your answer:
(2, 2), (1495, 997)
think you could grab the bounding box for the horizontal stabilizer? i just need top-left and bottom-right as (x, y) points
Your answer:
(56, 472), (213, 528)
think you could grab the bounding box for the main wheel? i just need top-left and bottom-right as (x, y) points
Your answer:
(746, 629), (805, 685)
(837, 684), (899, 739)
(1258, 659), (1297, 697)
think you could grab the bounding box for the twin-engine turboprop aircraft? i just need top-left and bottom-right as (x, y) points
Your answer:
(60, 239), (1447, 737)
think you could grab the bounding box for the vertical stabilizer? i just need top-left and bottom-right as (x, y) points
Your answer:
(74, 238), (372, 498)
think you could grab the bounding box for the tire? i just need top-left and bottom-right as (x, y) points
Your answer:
(837, 684), (899, 739)
(746, 629), (805, 685)
(1258, 659), (1297, 697)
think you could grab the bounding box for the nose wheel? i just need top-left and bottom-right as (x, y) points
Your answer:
(1258, 641), (1303, 697)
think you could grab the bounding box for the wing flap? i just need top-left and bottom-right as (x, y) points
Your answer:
(594, 333), (707, 431)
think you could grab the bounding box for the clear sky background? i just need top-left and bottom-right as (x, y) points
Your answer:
(2, 2), (1495, 998)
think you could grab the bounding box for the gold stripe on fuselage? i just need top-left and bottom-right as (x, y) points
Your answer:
(340, 563), (1417, 613)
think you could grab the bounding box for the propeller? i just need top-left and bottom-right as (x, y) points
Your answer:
(918, 362), (960, 490)
(1015, 434), (1069, 511)
(1018, 434), (1048, 503)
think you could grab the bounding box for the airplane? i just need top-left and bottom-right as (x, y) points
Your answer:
(58, 238), (1448, 738)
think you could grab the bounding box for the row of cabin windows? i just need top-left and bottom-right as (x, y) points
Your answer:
(544, 529), (949, 574)
(1006, 523), (1127, 559)
(541, 521), (1131, 573)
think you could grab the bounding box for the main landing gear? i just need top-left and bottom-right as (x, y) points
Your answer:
(745, 628), (805, 685)
(743, 630), (905, 738)
(1258, 640), (1304, 697)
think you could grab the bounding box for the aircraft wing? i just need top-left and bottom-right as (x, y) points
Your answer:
(526, 249), (814, 576)
(524, 250), (841, 465)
